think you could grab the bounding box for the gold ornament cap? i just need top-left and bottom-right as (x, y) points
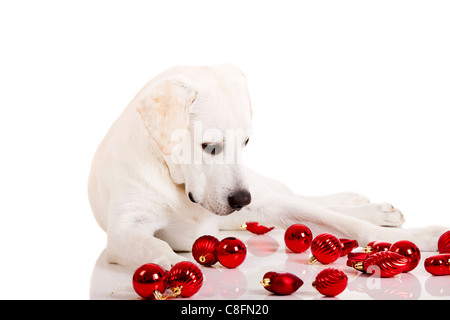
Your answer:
(309, 256), (318, 264)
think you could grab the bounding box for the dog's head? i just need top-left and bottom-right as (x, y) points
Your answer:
(137, 64), (253, 215)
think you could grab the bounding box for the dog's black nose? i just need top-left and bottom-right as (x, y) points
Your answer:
(228, 190), (251, 210)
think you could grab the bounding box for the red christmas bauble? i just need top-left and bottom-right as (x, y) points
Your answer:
(346, 251), (370, 268)
(313, 268), (348, 297)
(358, 251), (409, 278)
(284, 224), (313, 253)
(389, 240), (421, 272)
(132, 263), (168, 300)
(241, 221), (274, 235)
(364, 241), (391, 254)
(438, 231), (450, 253)
(309, 233), (342, 264)
(192, 235), (219, 266)
(339, 239), (359, 256)
(261, 271), (303, 295)
(424, 254), (450, 276)
(168, 261), (203, 298)
(216, 237), (247, 268)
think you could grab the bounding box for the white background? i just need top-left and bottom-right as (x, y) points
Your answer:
(0, 1), (449, 299)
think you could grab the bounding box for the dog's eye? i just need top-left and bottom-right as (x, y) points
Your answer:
(244, 138), (249, 146)
(202, 143), (223, 156)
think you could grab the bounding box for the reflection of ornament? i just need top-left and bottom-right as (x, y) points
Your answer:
(425, 274), (450, 296)
(218, 268), (248, 299)
(240, 221), (274, 235)
(284, 224), (313, 253)
(192, 235), (219, 266)
(438, 231), (450, 253)
(363, 241), (391, 254)
(261, 271), (303, 295)
(247, 235), (279, 257)
(168, 261), (203, 298)
(353, 251), (408, 278)
(389, 240), (421, 272)
(312, 268), (348, 297)
(132, 263), (168, 300)
(217, 237), (247, 268)
(309, 233), (342, 264)
(339, 239), (359, 256)
(424, 254), (450, 276)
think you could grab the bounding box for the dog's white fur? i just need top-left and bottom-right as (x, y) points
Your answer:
(88, 64), (446, 269)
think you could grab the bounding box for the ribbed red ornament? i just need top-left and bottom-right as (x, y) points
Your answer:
(167, 261), (203, 298)
(354, 251), (409, 278)
(309, 233), (342, 264)
(438, 231), (450, 253)
(284, 224), (313, 253)
(312, 268), (348, 297)
(241, 221), (274, 235)
(261, 271), (303, 295)
(424, 254), (450, 276)
(132, 263), (168, 300)
(389, 240), (421, 272)
(192, 235), (219, 266)
(363, 241), (391, 254)
(339, 239), (359, 256)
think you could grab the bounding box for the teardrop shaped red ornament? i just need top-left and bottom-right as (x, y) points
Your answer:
(356, 251), (409, 278)
(363, 241), (391, 254)
(424, 253), (450, 276)
(261, 271), (303, 295)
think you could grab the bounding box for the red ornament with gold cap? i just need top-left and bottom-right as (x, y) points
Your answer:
(424, 253), (450, 276)
(312, 268), (348, 297)
(363, 241), (391, 255)
(284, 224), (313, 253)
(192, 235), (219, 266)
(216, 237), (247, 268)
(167, 261), (203, 298)
(132, 263), (168, 300)
(352, 251), (408, 278)
(261, 271), (303, 295)
(388, 240), (421, 272)
(241, 221), (274, 235)
(309, 233), (342, 264)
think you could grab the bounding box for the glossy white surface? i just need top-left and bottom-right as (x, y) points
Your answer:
(90, 229), (450, 300)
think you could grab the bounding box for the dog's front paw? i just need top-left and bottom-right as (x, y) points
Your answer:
(376, 203), (405, 227)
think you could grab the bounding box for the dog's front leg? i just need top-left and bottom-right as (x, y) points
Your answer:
(105, 202), (185, 269)
(228, 190), (447, 251)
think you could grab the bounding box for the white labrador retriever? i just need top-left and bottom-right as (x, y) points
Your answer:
(88, 64), (446, 269)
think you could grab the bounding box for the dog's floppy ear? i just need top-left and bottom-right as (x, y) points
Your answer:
(136, 79), (197, 155)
